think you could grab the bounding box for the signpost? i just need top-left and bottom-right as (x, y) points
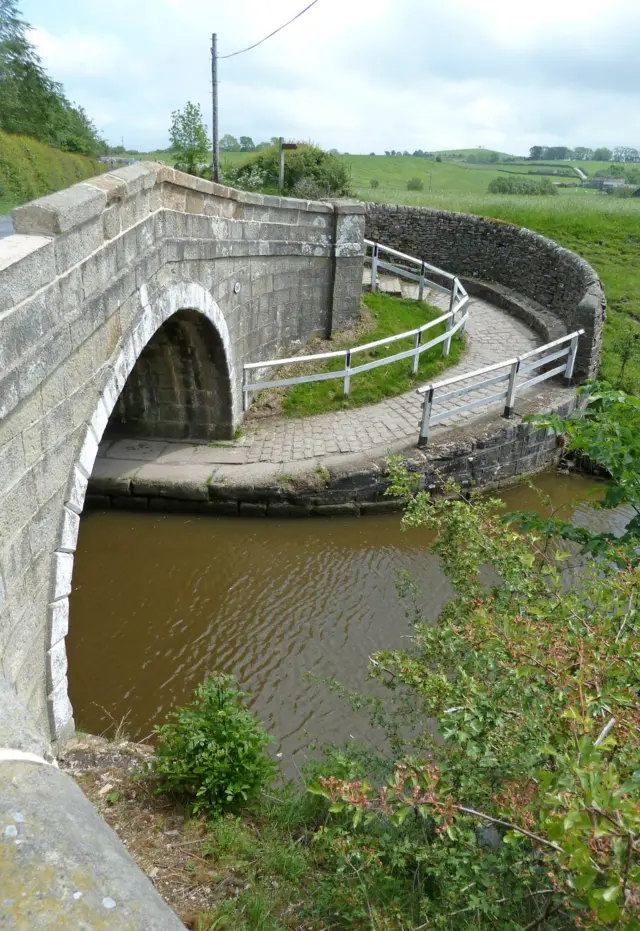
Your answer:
(278, 139), (298, 191)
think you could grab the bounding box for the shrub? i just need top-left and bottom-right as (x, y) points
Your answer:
(488, 175), (558, 196)
(406, 177), (424, 191)
(223, 143), (350, 197)
(310, 449), (640, 930)
(370, 178), (379, 188)
(290, 177), (325, 200)
(151, 674), (275, 816)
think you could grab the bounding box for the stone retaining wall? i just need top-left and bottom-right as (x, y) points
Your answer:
(365, 203), (605, 378)
(86, 391), (581, 517)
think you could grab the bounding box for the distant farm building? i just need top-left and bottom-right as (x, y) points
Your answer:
(585, 178), (628, 191)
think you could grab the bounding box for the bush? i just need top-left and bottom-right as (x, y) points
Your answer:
(151, 674), (275, 816)
(406, 177), (424, 191)
(223, 143), (350, 197)
(370, 178), (379, 188)
(0, 131), (106, 205)
(310, 443), (640, 930)
(488, 175), (558, 196)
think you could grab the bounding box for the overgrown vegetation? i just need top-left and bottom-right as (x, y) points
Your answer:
(151, 674), (275, 816)
(223, 143), (350, 199)
(277, 291), (465, 417)
(488, 175), (558, 195)
(0, 130), (106, 207)
(0, 0), (105, 156)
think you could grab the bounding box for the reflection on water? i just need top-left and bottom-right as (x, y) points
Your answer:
(68, 472), (629, 767)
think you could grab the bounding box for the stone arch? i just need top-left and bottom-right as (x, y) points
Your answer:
(46, 281), (236, 739)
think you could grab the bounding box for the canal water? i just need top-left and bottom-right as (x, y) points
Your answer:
(68, 473), (628, 769)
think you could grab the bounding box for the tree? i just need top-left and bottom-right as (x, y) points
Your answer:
(573, 146), (594, 161)
(529, 145), (546, 160)
(0, 0), (105, 155)
(169, 101), (209, 175)
(546, 145), (573, 161)
(219, 134), (240, 152)
(238, 135), (255, 152)
(593, 146), (613, 161)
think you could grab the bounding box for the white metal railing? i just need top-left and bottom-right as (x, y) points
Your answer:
(416, 330), (584, 447)
(242, 242), (470, 410)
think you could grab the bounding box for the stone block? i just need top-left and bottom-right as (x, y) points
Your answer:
(311, 503), (360, 517)
(239, 501), (267, 516)
(17, 328), (72, 409)
(109, 161), (160, 196)
(12, 183), (106, 235)
(0, 284), (62, 373)
(54, 217), (104, 275)
(0, 236), (56, 314)
(131, 463), (211, 500)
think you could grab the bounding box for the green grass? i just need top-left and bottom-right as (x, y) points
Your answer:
(357, 181), (640, 395)
(0, 196), (17, 214)
(281, 292), (465, 417)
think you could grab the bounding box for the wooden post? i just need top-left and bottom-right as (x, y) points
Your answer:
(211, 33), (220, 183)
(278, 137), (285, 191)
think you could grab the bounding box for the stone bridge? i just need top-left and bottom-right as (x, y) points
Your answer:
(0, 162), (365, 745)
(0, 165), (607, 929)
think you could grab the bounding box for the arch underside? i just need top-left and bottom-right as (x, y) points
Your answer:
(107, 310), (233, 441)
(47, 281), (236, 739)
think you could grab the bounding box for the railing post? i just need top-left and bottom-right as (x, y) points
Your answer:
(412, 330), (422, 376)
(442, 314), (453, 359)
(564, 333), (580, 385)
(371, 244), (379, 293)
(448, 277), (457, 315)
(418, 261), (426, 302)
(503, 358), (520, 418)
(343, 350), (352, 397)
(418, 387), (434, 448)
(243, 367), (249, 412)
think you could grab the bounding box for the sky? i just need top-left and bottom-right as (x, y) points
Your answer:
(20, 0), (640, 156)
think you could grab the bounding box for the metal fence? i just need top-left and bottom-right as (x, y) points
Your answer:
(242, 242), (470, 411)
(416, 329), (584, 447)
(366, 238), (467, 312)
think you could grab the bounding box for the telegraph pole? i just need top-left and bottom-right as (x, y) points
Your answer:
(211, 33), (220, 183)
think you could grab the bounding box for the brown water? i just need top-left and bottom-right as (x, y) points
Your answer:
(68, 473), (630, 769)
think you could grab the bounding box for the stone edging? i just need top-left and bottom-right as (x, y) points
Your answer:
(87, 387), (581, 518)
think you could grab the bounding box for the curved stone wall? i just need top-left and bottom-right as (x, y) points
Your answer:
(365, 203), (606, 378)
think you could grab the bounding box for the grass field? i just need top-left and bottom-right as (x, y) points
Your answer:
(248, 292), (465, 419)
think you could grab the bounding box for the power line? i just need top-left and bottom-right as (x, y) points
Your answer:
(219, 0), (319, 60)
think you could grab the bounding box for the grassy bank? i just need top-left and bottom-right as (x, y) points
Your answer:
(248, 292), (466, 420)
(357, 184), (640, 394)
(0, 131), (106, 212)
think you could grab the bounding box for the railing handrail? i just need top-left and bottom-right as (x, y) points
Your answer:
(243, 306), (467, 372)
(416, 328), (585, 447)
(416, 330), (584, 396)
(416, 355), (517, 395)
(242, 239), (469, 410)
(364, 239), (457, 281)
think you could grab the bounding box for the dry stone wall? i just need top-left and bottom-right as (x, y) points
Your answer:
(0, 162), (365, 743)
(365, 203), (605, 378)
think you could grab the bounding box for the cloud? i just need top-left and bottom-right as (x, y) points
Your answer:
(25, 0), (640, 153)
